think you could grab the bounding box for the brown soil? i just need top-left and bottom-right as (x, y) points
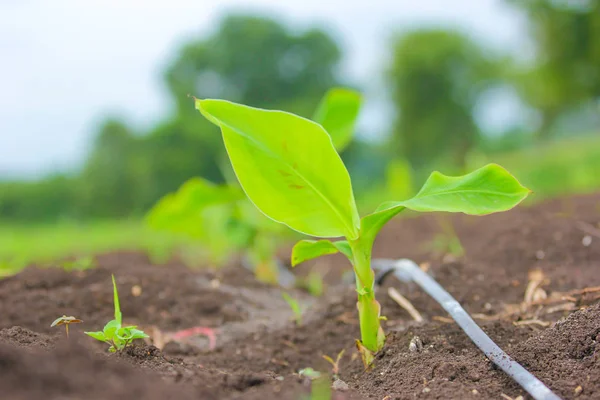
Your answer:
(1, 193), (600, 399)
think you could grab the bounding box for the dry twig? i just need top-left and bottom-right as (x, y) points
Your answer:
(387, 287), (424, 322)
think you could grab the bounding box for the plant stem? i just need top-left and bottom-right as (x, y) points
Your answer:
(350, 240), (385, 355)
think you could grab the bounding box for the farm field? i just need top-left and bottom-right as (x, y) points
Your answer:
(1, 192), (599, 399)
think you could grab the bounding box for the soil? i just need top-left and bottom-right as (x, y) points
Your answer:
(1, 193), (600, 399)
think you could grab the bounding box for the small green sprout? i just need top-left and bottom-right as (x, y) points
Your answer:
(61, 255), (96, 271)
(322, 349), (345, 379)
(298, 367), (322, 380)
(51, 315), (83, 338)
(309, 376), (332, 400)
(85, 275), (149, 352)
(195, 94), (530, 366)
(299, 368), (332, 400)
(282, 292), (303, 325)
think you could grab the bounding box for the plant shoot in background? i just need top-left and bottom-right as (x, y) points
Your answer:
(195, 93), (530, 366)
(85, 275), (149, 352)
(281, 292), (303, 325)
(51, 315), (83, 339)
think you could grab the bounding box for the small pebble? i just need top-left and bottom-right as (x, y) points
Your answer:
(409, 336), (423, 352)
(275, 376), (284, 381)
(131, 285), (142, 297)
(332, 379), (349, 391)
(582, 236), (592, 247)
(472, 389), (479, 395)
(575, 385), (583, 396)
(535, 250), (545, 260)
(422, 387), (431, 393)
(210, 279), (221, 288)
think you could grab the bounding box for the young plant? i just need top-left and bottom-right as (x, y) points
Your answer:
(51, 315), (83, 338)
(281, 292), (303, 325)
(195, 96), (530, 366)
(322, 349), (345, 379)
(146, 177), (246, 267)
(85, 275), (149, 352)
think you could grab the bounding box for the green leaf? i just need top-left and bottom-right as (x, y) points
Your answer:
(312, 88), (362, 152)
(298, 368), (322, 380)
(102, 319), (121, 339)
(291, 239), (353, 267)
(117, 327), (148, 341)
(85, 331), (106, 341)
(398, 163), (531, 214)
(281, 292), (302, 325)
(196, 99), (360, 239)
(178, 177), (243, 209)
(116, 327), (133, 341)
(112, 275), (122, 325)
(359, 164), (530, 258)
(128, 329), (149, 340)
(146, 177), (243, 235)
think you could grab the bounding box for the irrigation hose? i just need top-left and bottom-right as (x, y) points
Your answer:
(372, 258), (562, 400)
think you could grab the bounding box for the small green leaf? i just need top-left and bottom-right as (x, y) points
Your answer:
(196, 99), (360, 239)
(116, 327), (133, 341)
(312, 88), (362, 152)
(102, 319), (120, 339)
(291, 239), (353, 267)
(128, 329), (149, 340)
(298, 368), (322, 380)
(112, 275), (122, 325)
(116, 327), (148, 341)
(281, 292), (302, 325)
(85, 331), (107, 341)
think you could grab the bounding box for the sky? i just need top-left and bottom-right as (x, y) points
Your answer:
(0, 0), (528, 178)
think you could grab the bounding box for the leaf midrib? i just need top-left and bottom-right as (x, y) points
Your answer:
(214, 115), (357, 238)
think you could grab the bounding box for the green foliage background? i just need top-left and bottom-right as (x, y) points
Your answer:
(1, 3), (599, 265)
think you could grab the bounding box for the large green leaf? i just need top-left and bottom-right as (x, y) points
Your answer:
(312, 88), (362, 152)
(397, 163), (530, 214)
(359, 164), (530, 256)
(291, 239), (353, 266)
(196, 99), (360, 239)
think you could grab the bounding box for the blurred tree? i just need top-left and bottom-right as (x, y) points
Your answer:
(0, 15), (345, 222)
(76, 119), (151, 218)
(156, 15), (343, 193)
(74, 15), (342, 219)
(387, 30), (499, 170)
(506, 0), (600, 140)
(0, 175), (75, 222)
(166, 14), (341, 116)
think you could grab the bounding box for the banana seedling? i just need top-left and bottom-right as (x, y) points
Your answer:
(195, 94), (530, 366)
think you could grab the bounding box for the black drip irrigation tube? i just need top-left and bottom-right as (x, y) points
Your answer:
(372, 258), (562, 400)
